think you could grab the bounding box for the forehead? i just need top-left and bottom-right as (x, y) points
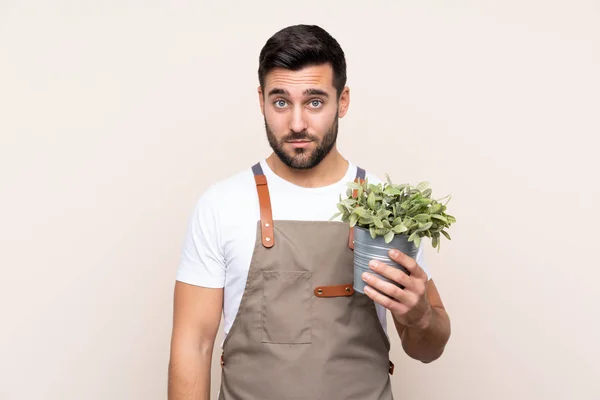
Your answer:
(264, 64), (335, 95)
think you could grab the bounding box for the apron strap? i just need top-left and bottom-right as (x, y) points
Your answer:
(252, 162), (366, 250)
(355, 166), (366, 181)
(252, 162), (275, 248)
(351, 166), (366, 199)
(349, 166), (366, 249)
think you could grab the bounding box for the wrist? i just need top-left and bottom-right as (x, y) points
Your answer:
(414, 304), (435, 331)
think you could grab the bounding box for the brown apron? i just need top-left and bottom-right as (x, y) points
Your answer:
(218, 162), (394, 400)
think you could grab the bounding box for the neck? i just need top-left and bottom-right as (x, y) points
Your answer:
(266, 148), (349, 188)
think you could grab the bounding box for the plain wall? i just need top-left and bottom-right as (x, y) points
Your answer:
(1, 1), (599, 399)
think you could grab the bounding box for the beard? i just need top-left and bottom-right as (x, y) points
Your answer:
(265, 113), (339, 170)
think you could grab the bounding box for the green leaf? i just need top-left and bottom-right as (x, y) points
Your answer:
(436, 193), (451, 203)
(441, 230), (452, 240)
(414, 235), (422, 248)
(347, 182), (361, 190)
(359, 216), (375, 225)
(386, 173), (393, 186)
(376, 209), (392, 219)
(341, 199), (357, 212)
(329, 211), (342, 221)
(384, 230), (395, 243)
(428, 203), (442, 214)
(446, 215), (456, 224)
(392, 223), (408, 234)
(373, 217), (384, 229)
(395, 184), (409, 192)
(414, 214), (431, 223)
(374, 228), (388, 235)
(349, 213), (359, 227)
(408, 231), (419, 242)
(382, 219), (392, 229)
(416, 222), (433, 232)
(353, 206), (370, 218)
(407, 204), (422, 215)
(432, 235), (438, 249)
(367, 191), (377, 209)
(422, 188), (432, 198)
(383, 186), (403, 196)
(416, 181), (429, 191)
(430, 214), (448, 224)
(369, 225), (377, 239)
(368, 184), (382, 194)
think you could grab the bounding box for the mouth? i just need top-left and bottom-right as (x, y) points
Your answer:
(286, 139), (313, 149)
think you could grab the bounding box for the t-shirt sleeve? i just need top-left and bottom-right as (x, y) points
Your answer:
(176, 188), (226, 288)
(415, 241), (432, 280)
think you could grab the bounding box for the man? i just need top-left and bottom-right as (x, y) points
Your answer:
(168, 24), (451, 400)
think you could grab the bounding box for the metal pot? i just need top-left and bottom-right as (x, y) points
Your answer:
(352, 226), (419, 294)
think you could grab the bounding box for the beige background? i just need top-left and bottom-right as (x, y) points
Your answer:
(1, 1), (599, 399)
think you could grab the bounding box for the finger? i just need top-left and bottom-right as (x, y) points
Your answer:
(362, 283), (403, 314)
(388, 249), (427, 280)
(362, 272), (410, 303)
(368, 260), (413, 290)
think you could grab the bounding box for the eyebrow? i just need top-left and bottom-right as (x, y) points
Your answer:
(268, 88), (329, 97)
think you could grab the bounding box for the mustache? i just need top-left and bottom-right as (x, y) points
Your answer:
(282, 131), (318, 141)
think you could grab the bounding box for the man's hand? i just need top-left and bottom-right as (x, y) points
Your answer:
(361, 249), (432, 329)
(361, 248), (451, 363)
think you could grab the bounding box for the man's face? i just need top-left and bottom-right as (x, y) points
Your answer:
(259, 64), (349, 170)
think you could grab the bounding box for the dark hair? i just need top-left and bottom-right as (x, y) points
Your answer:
(258, 24), (347, 97)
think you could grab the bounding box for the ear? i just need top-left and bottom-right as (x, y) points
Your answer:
(338, 86), (350, 118)
(258, 85), (265, 116)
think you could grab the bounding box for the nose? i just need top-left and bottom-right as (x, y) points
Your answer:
(289, 107), (308, 133)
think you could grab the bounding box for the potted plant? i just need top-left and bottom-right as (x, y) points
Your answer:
(331, 175), (456, 294)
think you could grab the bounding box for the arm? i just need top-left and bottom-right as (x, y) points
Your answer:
(361, 249), (451, 363)
(168, 281), (223, 400)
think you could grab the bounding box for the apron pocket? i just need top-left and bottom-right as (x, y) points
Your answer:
(262, 270), (312, 344)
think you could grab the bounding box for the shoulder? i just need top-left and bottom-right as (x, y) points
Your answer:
(192, 165), (256, 212)
(184, 164), (259, 256)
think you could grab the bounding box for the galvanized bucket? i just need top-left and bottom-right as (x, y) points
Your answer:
(352, 226), (419, 294)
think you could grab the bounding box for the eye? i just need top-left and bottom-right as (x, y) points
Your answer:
(274, 99), (288, 108)
(308, 99), (323, 108)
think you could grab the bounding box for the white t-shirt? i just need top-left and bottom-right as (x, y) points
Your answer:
(176, 159), (430, 343)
